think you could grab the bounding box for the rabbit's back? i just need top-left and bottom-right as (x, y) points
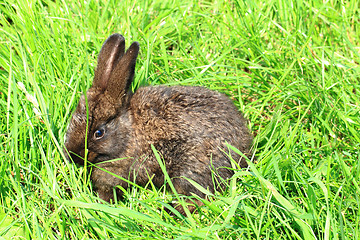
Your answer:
(129, 85), (252, 184)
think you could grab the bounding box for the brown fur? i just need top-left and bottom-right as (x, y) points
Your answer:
(64, 34), (254, 214)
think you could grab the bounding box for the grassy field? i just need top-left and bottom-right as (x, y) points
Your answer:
(1, 0), (360, 238)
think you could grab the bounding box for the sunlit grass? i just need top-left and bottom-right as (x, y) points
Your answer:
(0, 0), (359, 238)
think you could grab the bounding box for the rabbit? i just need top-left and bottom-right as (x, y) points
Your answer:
(64, 33), (254, 214)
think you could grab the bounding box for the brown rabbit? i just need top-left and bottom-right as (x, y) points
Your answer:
(64, 34), (254, 213)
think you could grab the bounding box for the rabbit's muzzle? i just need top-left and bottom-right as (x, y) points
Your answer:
(63, 146), (86, 165)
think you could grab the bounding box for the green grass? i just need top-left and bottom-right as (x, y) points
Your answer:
(1, 0), (359, 238)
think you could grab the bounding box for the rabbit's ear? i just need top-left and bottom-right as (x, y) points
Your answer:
(92, 34), (126, 90)
(106, 41), (139, 100)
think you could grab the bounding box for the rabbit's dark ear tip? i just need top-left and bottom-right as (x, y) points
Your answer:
(108, 33), (123, 39)
(105, 33), (125, 44)
(132, 41), (140, 47)
(129, 41), (140, 51)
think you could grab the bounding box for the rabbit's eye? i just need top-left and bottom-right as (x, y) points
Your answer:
(94, 128), (105, 139)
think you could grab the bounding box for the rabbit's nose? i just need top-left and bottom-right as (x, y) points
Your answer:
(63, 147), (85, 165)
(63, 147), (71, 162)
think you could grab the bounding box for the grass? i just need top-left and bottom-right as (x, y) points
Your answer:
(1, 0), (359, 238)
